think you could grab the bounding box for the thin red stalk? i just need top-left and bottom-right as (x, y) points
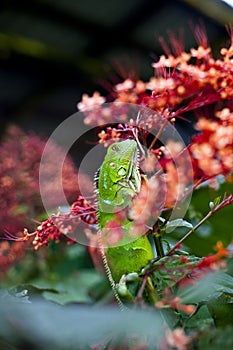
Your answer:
(167, 194), (233, 256)
(134, 274), (149, 305)
(149, 119), (169, 151)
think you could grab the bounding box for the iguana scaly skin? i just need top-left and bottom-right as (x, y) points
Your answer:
(96, 139), (154, 284)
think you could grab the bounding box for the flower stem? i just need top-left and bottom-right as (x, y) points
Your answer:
(149, 119), (169, 150)
(166, 194), (233, 256)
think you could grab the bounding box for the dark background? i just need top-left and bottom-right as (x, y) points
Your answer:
(0, 0), (232, 137)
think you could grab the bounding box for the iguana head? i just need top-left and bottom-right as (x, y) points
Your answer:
(97, 139), (141, 204)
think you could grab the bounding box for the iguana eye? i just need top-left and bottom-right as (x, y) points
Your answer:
(112, 145), (119, 152)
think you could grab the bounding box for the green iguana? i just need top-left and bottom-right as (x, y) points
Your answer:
(96, 139), (154, 290)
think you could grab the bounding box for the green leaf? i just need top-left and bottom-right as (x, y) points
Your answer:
(0, 299), (165, 350)
(207, 292), (233, 327)
(30, 269), (102, 305)
(178, 272), (233, 304)
(197, 326), (233, 350)
(165, 219), (193, 233)
(147, 255), (200, 293)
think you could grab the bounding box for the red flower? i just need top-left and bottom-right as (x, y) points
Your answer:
(0, 126), (87, 235)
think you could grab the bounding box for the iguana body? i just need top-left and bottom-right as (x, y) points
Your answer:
(96, 139), (154, 282)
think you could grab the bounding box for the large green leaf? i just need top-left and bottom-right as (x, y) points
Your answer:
(29, 269), (102, 305)
(178, 271), (233, 304)
(0, 299), (165, 350)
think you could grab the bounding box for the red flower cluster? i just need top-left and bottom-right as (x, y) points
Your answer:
(0, 195), (96, 278)
(196, 241), (229, 270)
(190, 108), (233, 179)
(78, 35), (233, 118)
(0, 126), (83, 235)
(0, 127), (91, 277)
(77, 30), (233, 187)
(21, 196), (96, 251)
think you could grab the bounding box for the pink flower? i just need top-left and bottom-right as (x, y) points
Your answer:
(165, 328), (190, 350)
(77, 92), (106, 112)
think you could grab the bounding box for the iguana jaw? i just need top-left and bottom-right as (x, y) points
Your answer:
(126, 149), (140, 192)
(117, 147), (140, 194)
